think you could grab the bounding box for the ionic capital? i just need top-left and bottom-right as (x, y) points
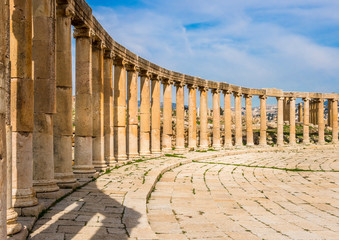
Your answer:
(198, 86), (208, 92)
(150, 73), (160, 81)
(174, 81), (185, 87)
(56, 0), (74, 18)
(187, 84), (197, 90)
(276, 97), (284, 101)
(259, 95), (267, 100)
(104, 50), (114, 59)
(138, 69), (150, 78)
(113, 56), (126, 67)
(92, 40), (106, 50)
(329, 98), (339, 103)
(73, 27), (94, 39)
(233, 92), (242, 98)
(289, 97), (296, 101)
(211, 88), (221, 94)
(302, 97), (311, 102)
(161, 78), (173, 85)
(243, 94), (252, 99)
(125, 64), (138, 72)
(223, 90), (232, 95)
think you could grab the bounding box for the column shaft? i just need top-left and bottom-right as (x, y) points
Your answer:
(188, 86), (197, 150)
(298, 103), (303, 122)
(259, 96), (267, 146)
(276, 97), (284, 146)
(92, 43), (106, 169)
(54, 1), (77, 188)
(10, 0), (38, 207)
(175, 83), (185, 151)
(317, 99), (325, 144)
(234, 92), (242, 147)
(289, 98), (296, 145)
(244, 95), (253, 146)
(151, 76), (161, 155)
(212, 90), (221, 149)
(223, 91), (232, 147)
(302, 98), (310, 144)
(331, 99), (338, 143)
(126, 65), (139, 159)
(328, 100), (332, 127)
(162, 80), (172, 152)
(199, 88), (208, 150)
(103, 51), (115, 165)
(73, 28), (96, 177)
(113, 58), (127, 161)
(139, 71), (151, 156)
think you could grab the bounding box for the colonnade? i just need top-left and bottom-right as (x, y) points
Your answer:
(0, 0), (338, 238)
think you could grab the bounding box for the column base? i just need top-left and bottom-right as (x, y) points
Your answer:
(302, 140), (310, 145)
(317, 141), (325, 145)
(7, 208), (22, 236)
(259, 143), (268, 148)
(127, 153), (140, 160)
(223, 143), (233, 149)
(161, 148), (172, 154)
(140, 151), (151, 158)
(36, 189), (65, 199)
(105, 156), (116, 167)
(175, 146), (186, 152)
(73, 165), (97, 178)
(7, 226), (28, 239)
(289, 142), (297, 146)
(93, 160), (108, 171)
(12, 188), (39, 208)
(213, 144), (222, 150)
(199, 145), (208, 151)
(246, 143), (254, 147)
(55, 172), (79, 189)
(15, 203), (44, 217)
(33, 179), (60, 193)
(115, 154), (128, 162)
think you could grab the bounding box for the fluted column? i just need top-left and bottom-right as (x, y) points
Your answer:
(188, 85), (197, 150)
(54, 1), (77, 187)
(113, 57), (127, 161)
(139, 70), (151, 157)
(103, 50), (115, 165)
(212, 89), (221, 149)
(223, 90), (232, 148)
(162, 79), (172, 152)
(331, 99), (338, 143)
(317, 99), (325, 144)
(302, 97), (310, 144)
(199, 87), (208, 150)
(234, 92), (242, 147)
(298, 103), (303, 123)
(276, 97), (284, 146)
(175, 82), (185, 152)
(73, 27), (96, 177)
(259, 95), (267, 146)
(92, 41), (106, 170)
(126, 64), (139, 159)
(151, 74), (161, 155)
(244, 94), (253, 146)
(10, 0), (38, 207)
(289, 97), (296, 145)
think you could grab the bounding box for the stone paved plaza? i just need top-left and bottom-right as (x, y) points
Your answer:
(28, 146), (339, 240)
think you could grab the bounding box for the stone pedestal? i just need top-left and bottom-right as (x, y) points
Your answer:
(259, 95), (267, 146)
(223, 90), (232, 148)
(113, 57), (127, 161)
(175, 82), (185, 152)
(212, 89), (221, 149)
(92, 41), (106, 170)
(276, 97), (284, 146)
(317, 99), (325, 144)
(162, 79), (172, 152)
(103, 51), (115, 166)
(126, 64), (139, 159)
(54, 1), (78, 188)
(73, 27), (96, 177)
(244, 94), (254, 146)
(199, 87), (208, 150)
(331, 99), (338, 143)
(289, 97), (296, 145)
(151, 75), (161, 155)
(188, 85), (197, 150)
(139, 70), (151, 157)
(10, 0), (39, 208)
(302, 98), (310, 144)
(234, 92), (242, 147)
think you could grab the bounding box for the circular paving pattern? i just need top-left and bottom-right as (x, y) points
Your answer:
(147, 149), (339, 240)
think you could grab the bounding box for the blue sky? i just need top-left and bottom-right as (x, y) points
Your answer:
(78, 0), (339, 106)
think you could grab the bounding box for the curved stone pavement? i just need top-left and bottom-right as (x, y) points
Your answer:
(147, 149), (339, 240)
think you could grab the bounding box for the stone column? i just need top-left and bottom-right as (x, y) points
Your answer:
(199, 87), (208, 150)
(298, 103), (303, 123)
(223, 90), (232, 148)
(175, 82), (185, 152)
(331, 99), (338, 143)
(162, 79), (172, 152)
(212, 89), (221, 149)
(73, 27), (96, 177)
(151, 74), (161, 155)
(10, 0), (38, 207)
(103, 50), (115, 165)
(126, 64), (139, 159)
(289, 97), (296, 145)
(283, 98), (290, 122)
(244, 94), (254, 146)
(54, 0), (77, 188)
(276, 97), (284, 146)
(317, 99), (325, 144)
(327, 100), (332, 127)
(92, 41), (106, 170)
(113, 57), (127, 162)
(302, 98), (310, 144)
(259, 95), (267, 146)
(234, 92), (242, 147)
(188, 85), (197, 150)
(139, 70), (151, 157)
